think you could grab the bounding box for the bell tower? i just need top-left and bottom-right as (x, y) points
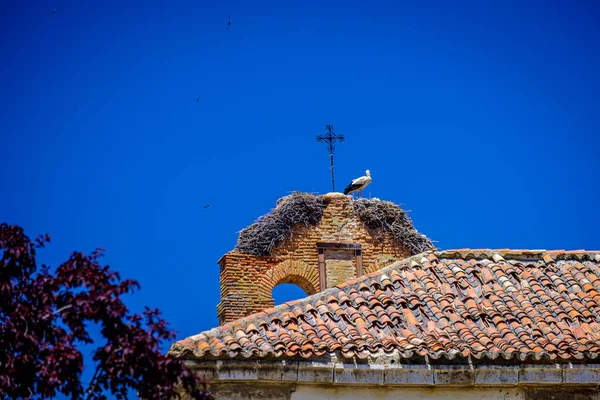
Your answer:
(216, 192), (433, 324)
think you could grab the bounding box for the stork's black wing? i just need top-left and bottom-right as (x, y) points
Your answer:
(344, 182), (362, 195)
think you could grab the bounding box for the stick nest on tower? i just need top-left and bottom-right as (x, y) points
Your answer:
(234, 193), (327, 256)
(234, 193), (434, 256)
(353, 198), (434, 254)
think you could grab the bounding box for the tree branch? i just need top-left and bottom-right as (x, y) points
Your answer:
(85, 362), (103, 400)
(85, 346), (123, 400)
(42, 304), (73, 320)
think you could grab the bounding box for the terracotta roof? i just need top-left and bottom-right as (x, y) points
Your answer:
(170, 250), (600, 362)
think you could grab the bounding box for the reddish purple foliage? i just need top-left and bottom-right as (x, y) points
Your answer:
(0, 223), (211, 399)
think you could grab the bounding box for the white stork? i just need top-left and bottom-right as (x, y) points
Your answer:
(343, 170), (372, 197)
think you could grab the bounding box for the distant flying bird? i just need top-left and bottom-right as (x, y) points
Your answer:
(204, 204), (211, 209)
(227, 15), (231, 31)
(343, 170), (372, 197)
(49, 8), (56, 16)
(196, 97), (199, 102)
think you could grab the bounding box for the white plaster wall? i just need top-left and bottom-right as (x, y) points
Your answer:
(291, 386), (523, 400)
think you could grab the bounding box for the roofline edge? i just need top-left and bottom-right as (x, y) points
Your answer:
(184, 359), (600, 387)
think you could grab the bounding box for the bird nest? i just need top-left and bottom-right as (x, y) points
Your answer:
(234, 193), (434, 257)
(234, 193), (327, 256)
(353, 198), (434, 254)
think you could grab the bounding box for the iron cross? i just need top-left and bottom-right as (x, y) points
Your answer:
(316, 125), (344, 192)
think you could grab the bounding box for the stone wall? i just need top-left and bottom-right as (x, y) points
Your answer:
(217, 193), (411, 324)
(292, 387), (524, 400)
(187, 360), (600, 400)
(202, 383), (600, 400)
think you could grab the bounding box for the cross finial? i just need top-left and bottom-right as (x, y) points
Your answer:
(316, 125), (344, 192)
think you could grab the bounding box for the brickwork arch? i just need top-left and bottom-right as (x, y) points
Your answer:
(260, 260), (319, 298)
(272, 275), (314, 296)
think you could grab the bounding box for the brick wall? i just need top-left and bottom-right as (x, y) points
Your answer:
(216, 253), (280, 324)
(217, 193), (412, 324)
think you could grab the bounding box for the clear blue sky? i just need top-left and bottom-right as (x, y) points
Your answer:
(1, 0), (599, 373)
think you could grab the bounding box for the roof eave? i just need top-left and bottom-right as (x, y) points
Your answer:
(185, 358), (600, 387)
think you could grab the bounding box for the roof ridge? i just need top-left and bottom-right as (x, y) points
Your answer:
(437, 249), (600, 261)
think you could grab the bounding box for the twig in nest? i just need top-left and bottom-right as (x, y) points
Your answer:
(353, 198), (434, 254)
(234, 193), (326, 256)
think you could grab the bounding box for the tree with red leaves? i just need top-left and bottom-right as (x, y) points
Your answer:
(0, 223), (210, 399)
